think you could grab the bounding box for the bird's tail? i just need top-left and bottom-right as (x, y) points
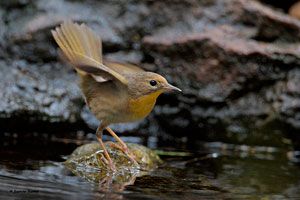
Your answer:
(51, 21), (102, 75)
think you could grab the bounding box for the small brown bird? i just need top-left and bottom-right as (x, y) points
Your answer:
(51, 21), (181, 170)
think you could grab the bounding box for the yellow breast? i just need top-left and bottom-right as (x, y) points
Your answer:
(128, 91), (162, 121)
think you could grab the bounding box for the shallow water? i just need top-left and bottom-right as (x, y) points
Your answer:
(0, 133), (300, 200)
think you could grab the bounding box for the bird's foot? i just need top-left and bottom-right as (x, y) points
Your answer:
(109, 143), (139, 167)
(102, 155), (116, 172)
(96, 136), (116, 172)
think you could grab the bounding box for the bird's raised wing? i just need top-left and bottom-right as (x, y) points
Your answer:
(104, 61), (144, 75)
(51, 21), (128, 85)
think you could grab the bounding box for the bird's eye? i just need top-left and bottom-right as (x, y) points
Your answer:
(149, 80), (157, 86)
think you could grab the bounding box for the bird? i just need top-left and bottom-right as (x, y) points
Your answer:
(51, 21), (181, 171)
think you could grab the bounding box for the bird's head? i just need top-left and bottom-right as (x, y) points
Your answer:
(127, 72), (181, 98)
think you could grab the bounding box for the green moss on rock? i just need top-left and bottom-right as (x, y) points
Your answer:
(65, 142), (162, 183)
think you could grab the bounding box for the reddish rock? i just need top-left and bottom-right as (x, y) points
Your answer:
(289, 1), (300, 19)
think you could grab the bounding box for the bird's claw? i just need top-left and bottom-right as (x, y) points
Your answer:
(109, 143), (139, 167)
(100, 150), (116, 171)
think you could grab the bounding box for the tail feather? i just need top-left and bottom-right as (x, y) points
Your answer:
(51, 21), (128, 84)
(51, 21), (102, 72)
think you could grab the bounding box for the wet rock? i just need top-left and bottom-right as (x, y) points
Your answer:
(0, 60), (81, 123)
(141, 0), (300, 142)
(2, 0), (300, 144)
(65, 142), (162, 183)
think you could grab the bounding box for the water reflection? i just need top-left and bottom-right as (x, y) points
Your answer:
(66, 163), (144, 193)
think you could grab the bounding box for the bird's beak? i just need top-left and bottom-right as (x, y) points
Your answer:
(164, 83), (182, 92)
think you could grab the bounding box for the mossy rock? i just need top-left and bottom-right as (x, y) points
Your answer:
(65, 142), (162, 184)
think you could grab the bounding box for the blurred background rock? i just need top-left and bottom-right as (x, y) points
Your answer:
(2, 0), (300, 149)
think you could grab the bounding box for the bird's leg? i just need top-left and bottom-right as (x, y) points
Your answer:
(96, 125), (116, 171)
(106, 127), (139, 166)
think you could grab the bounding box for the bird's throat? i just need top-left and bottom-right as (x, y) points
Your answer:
(128, 91), (162, 121)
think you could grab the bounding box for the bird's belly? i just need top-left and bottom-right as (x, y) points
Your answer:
(88, 98), (117, 121)
(81, 77), (129, 124)
(89, 98), (154, 124)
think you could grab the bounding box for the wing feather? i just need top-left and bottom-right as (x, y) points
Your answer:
(51, 21), (127, 84)
(104, 61), (144, 75)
